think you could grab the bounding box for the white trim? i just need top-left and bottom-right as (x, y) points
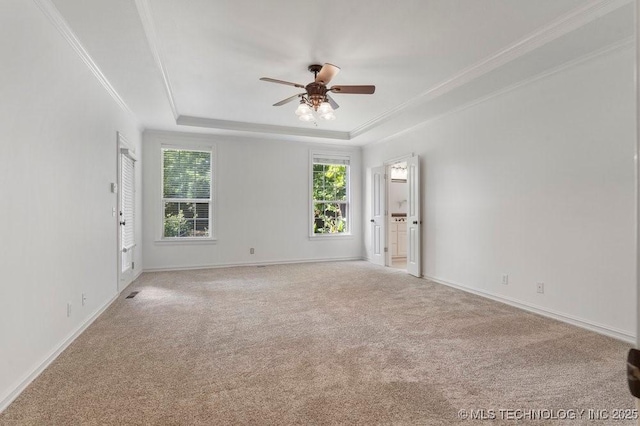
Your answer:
(177, 116), (350, 140)
(384, 153), (415, 165)
(350, 0), (633, 140)
(32, 0), (137, 122)
(0, 274), (139, 414)
(635, 0), (640, 348)
(154, 237), (217, 244)
(142, 256), (364, 272)
(117, 132), (137, 289)
(144, 129), (366, 152)
(134, 0), (179, 119)
(309, 234), (354, 241)
(370, 36), (634, 148)
(425, 275), (635, 344)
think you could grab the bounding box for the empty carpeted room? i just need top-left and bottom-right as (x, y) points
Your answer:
(2, 0), (640, 424)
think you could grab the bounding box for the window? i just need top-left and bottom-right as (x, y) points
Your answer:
(162, 147), (212, 239)
(312, 153), (350, 235)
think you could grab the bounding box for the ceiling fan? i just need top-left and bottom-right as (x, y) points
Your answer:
(260, 63), (375, 121)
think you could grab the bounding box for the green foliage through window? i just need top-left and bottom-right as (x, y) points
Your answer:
(312, 163), (348, 234)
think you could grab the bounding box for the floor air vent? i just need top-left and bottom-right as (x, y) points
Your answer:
(126, 291), (139, 299)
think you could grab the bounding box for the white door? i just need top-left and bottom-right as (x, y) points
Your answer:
(370, 166), (386, 266)
(118, 134), (136, 290)
(406, 155), (421, 277)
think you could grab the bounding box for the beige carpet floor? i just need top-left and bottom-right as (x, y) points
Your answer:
(0, 261), (634, 425)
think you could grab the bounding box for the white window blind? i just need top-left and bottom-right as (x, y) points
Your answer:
(120, 151), (135, 274)
(312, 155), (350, 166)
(121, 155), (135, 249)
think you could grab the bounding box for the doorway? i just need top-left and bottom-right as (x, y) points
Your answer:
(369, 154), (421, 277)
(388, 161), (408, 271)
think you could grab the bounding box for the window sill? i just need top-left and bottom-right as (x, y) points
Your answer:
(309, 234), (354, 241)
(155, 238), (218, 245)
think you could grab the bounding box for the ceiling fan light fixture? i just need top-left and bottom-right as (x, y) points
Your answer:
(317, 101), (333, 116)
(295, 102), (312, 116)
(298, 113), (314, 122)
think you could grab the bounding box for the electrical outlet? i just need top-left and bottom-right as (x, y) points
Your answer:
(82, 293), (87, 306)
(502, 274), (509, 285)
(250, 248), (255, 254)
(536, 282), (544, 294)
(67, 303), (72, 317)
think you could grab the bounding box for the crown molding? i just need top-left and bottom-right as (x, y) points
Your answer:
(349, 0), (633, 139)
(368, 36), (634, 148)
(32, 0), (136, 121)
(176, 116), (351, 140)
(143, 129), (363, 153)
(134, 0), (178, 120)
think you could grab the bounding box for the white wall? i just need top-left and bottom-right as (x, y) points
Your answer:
(363, 46), (636, 339)
(0, 0), (142, 409)
(142, 131), (363, 270)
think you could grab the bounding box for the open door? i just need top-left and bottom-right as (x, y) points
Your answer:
(406, 155), (421, 277)
(370, 166), (386, 266)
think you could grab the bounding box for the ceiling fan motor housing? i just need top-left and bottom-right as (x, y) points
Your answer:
(305, 82), (327, 108)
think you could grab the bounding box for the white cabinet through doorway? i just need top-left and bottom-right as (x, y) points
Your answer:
(389, 222), (407, 257)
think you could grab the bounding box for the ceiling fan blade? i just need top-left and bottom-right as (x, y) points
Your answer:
(326, 94), (340, 110)
(315, 63), (340, 85)
(260, 77), (305, 89)
(273, 93), (305, 107)
(330, 85), (375, 94)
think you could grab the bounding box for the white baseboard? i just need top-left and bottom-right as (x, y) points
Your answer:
(0, 283), (132, 413)
(143, 256), (365, 272)
(425, 275), (635, 344)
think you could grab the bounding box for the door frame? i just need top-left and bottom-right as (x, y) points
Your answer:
(116, 132), (136, 292)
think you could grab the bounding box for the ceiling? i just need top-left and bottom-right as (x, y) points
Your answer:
(48, 0), (634, 145)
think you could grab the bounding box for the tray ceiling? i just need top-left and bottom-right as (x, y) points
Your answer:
(48, 0), (634, 144)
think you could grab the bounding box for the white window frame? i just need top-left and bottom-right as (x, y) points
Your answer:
(309, 150), (352, 239)
(159, 143), (216, 242)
